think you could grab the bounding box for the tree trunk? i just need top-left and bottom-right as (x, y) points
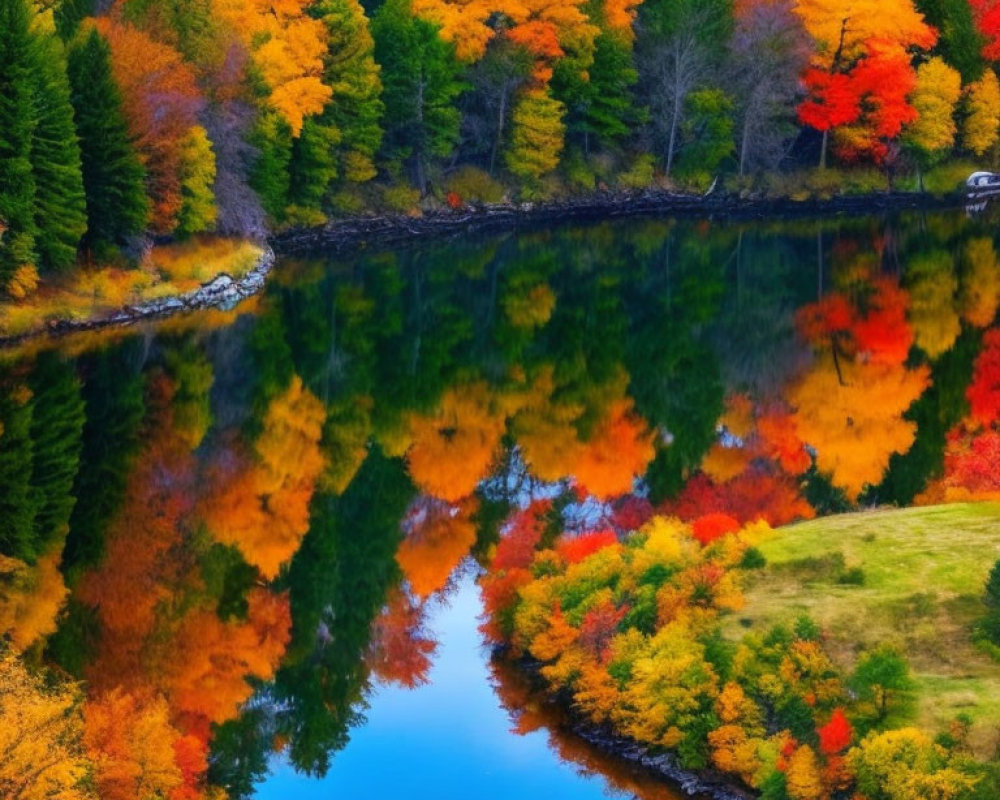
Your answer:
(739, 116), (750, 177)
(416, 77), (427, 195)
(490, 89), (506, 176)
(820, 129), (828, 169)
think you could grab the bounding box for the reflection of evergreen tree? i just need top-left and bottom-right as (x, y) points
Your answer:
(210, 448), (414, 792)
(63, 340), (146, 574)
(29, 352), (85, 554)
(621, 224), (728, 502)
(0, 373), (36, 560)
(0, 353), (84, 562)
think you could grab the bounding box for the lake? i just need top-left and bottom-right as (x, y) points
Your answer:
(2, 207), (998, 799)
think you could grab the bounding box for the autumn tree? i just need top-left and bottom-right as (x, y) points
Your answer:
(315, 0), (385, 183)
(903, 57), (962, 179)
(962, 68), (1000, 155)
(94, 19), (204, 234)
(0, 652), (95, 800)
(506, 87), (567, 183)
(211, 0), (332, 136)
(795, 0), (937, 165)
(849, 728), (976, 799)
(176, 126), (217, 236)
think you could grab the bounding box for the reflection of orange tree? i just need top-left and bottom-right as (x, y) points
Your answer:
(75, 373), (291, 800)
(202, 375), (327, 579)
(396, 497), (478, 599)
(403, 382), (509, 503)
(367, 588), (438, 688)
(664, 394), (814, 526)
(789, 275), (929, 500)
(514, 367), (656, 500)
(401, 370), (656, 504)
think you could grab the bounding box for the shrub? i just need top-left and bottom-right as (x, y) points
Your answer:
(380, 184), (421, 214)
(739, 546), (767, 570)
(618, 154), (656, 190)
(562, 149), (597, 191)
(330, 189), (367, 216)
(444, 166), (505, 204)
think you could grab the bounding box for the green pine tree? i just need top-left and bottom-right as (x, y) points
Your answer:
(585, 32), (642, 149)
(29, 27), (87, 272)
(249, 111), (293, 224)
(0, 0), (40, 292)
(28, 352), (85, 555)
(315, 0), (384, 184)
(287, 117), (340, 219)
(372, 0), (464, 193)
(67, 28), (149, 256)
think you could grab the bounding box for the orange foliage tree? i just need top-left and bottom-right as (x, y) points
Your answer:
(93, 19), (205, 233)
(203, 376), (327, 579)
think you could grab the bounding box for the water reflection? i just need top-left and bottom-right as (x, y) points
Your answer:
(2, 209), (1000, 799)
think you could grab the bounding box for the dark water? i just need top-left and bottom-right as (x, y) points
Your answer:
(2, 208), (998, 799)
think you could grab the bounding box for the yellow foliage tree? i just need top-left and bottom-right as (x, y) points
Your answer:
(708, 724), (763, 787)
(960, 237), (1000, 328)
(785, 744), (824, 800)
(0, 653), (94, 800)
(506, 88), (567, 182)
(614, 622), (719, 749)
(903, 57), (962, 158)
(849, 728), (978, 800)
(963, 69), (1000, 156)
(0, 551), (68, 653)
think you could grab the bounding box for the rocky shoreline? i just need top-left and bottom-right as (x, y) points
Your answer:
(504, 651), (754, 800)
(0, 246), (275, 347)
(271, 187), (966, 256)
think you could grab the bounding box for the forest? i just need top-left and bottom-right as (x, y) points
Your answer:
(6, 0), (1000, 304)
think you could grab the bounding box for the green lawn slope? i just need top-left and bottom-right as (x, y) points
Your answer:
(727, 503), (1000, 754)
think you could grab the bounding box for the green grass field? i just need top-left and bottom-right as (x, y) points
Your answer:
(727, 503), (1000, 753)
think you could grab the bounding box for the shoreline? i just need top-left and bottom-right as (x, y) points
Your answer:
(271, 187), (967, 256)
(0, 246), (275, 347)
(503, 650), (754, 800)
(0, 187), (969, 347)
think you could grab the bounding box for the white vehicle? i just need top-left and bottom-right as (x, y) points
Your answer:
(967, 171), (1000, 188)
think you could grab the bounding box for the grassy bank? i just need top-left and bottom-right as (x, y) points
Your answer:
(0, 237), (264, 340)
(728, 503), (1000, 754)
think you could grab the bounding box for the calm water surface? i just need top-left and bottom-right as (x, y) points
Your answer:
(3, 208), (998, 799)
